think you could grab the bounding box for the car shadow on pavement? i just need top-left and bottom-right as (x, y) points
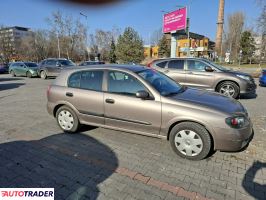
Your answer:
(0, 132), (118, 200)
(0, 77), (24, 82)
(0, 83), (25, 91)
(239, 93), (257, 99)
(242, 161), (266, 200)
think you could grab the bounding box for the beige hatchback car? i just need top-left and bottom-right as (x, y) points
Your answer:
(47, 65), (253, 160)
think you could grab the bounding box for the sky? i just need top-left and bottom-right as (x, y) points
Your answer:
(0, 0), (263, 44)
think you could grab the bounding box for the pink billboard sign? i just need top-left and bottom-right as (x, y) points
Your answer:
(163, 7), (187, 33)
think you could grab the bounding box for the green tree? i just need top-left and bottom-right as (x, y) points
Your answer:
(240, 31), (256, 64)
(109, 38), (117, 63)
(115, 27), (144, 63)
(158, 35), (170, 58)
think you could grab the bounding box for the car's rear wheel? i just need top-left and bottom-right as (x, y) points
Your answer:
(56, 106), (80, 133)
(217, 81), (239, 99)
(26, 71), (32, 78)
(10, 70), (16, 77)
(169, 122), (211, 160)
(40, 71), (47, 79)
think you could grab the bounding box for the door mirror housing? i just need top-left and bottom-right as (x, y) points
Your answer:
(56, 63), (62, 67)
(136, 90), (149, 99)
(205, 66), (214, 72)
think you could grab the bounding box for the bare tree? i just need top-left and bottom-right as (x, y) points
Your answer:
(150, 28), (163, 46)
(223, 12), (245, 62)
(47, 11), (87, 61)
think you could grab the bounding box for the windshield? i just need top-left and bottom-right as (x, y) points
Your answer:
(25, 63), (37, 68)
(203, 59), (229, 71)
(137, 69), (183, 96)
(58, 60), (75, 66)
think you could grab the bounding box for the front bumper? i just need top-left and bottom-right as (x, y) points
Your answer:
(240, 81), (257, 94)
(213, 120), (253, 152)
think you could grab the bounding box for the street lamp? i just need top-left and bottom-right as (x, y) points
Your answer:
(79, 12), (89, 60)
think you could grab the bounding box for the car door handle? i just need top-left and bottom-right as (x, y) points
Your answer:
(105, 99), (115, 104)
(66, 92), (73, 97)
(164, 70), (169, 73)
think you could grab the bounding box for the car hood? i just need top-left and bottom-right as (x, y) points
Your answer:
(222, 69), (252, 77)
(169, 88), (245, 114)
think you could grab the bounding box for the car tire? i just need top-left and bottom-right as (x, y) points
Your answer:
(10, 70), (16, 77)
(217, 81), (239, 99)
(40, 70), (47, 79)
(56, 106), (80, 133)
(26, 71), (32, 78)
(169, 122), (212, 160)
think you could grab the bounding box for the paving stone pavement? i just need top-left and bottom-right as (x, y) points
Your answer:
(0, 74), (266, 200)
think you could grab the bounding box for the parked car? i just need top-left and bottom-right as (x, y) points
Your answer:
(9, 62), (38, 78)
(148, 58), (257, 99)
(79, 61), (105, 66)
(37, 58), (76, 79)
(259, 69), (266, 86)
(47, 65), (253, 160)
(0, 64), (8, 74)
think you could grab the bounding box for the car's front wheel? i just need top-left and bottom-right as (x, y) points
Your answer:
(169, 122), (212, 160)
(56, 106), (80, 133)
(217, 81), (239, 99)
(10, 70), (16, 77)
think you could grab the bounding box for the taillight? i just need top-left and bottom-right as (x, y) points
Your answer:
(47, 85), (51, 97)
(147, 62), (153, 68)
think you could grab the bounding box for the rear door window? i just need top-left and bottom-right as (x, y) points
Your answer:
(68, 70), (103, 91)
(46, 60), (56, 66)
(80, 71), (103, 91)
(168, 60), (184, 70)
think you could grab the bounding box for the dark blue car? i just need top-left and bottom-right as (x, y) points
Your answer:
(259, 69), (266, 86)
(0, 64), (8, 74)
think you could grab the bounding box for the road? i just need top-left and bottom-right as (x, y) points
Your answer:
(0, 74), (266, 200)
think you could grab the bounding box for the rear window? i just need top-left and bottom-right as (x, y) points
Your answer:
(68, 70), (103, 91)
(156, 61), (167, 68)
(168, 60), (184, 70)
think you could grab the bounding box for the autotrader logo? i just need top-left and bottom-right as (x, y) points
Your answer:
(0, 188), (54, 200)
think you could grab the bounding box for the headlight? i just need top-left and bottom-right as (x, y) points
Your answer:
(236, 74), (250, 81)
(225, 116), (246, 129)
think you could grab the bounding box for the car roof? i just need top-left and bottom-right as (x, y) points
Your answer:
(153, 57), (208, 62)
(64, 64), (147, 73)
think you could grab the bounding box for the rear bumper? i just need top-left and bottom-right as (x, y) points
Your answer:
(213, 121), (253, 151)
(259, 77), (266, 86)
(47, 102), (55, 116)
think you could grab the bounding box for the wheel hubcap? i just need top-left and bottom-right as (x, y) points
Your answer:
(220, 85), (235, 97)
(58, 110), (74, 130)
(174, 130), (203, 156)
(41, 72), (45, 78)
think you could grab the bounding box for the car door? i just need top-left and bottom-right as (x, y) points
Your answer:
(16, 63), (26, 76)
(104, 70), (161, 135)
(45, 60), (57, 76)
(185, 59), (214, 89)
(163, 59), (186, 85)
(66, 70), (105, 125)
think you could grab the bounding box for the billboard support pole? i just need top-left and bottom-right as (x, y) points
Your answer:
(171, 34), (177, 58)
(187, 6), (190, 57)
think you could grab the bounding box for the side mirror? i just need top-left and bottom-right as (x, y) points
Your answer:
(56, 63), (62, 67)
(136, 90), (149, 99)
(205, 66), (214, 72)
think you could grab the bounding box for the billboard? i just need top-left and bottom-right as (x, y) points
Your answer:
(163, 7), (187, 33)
